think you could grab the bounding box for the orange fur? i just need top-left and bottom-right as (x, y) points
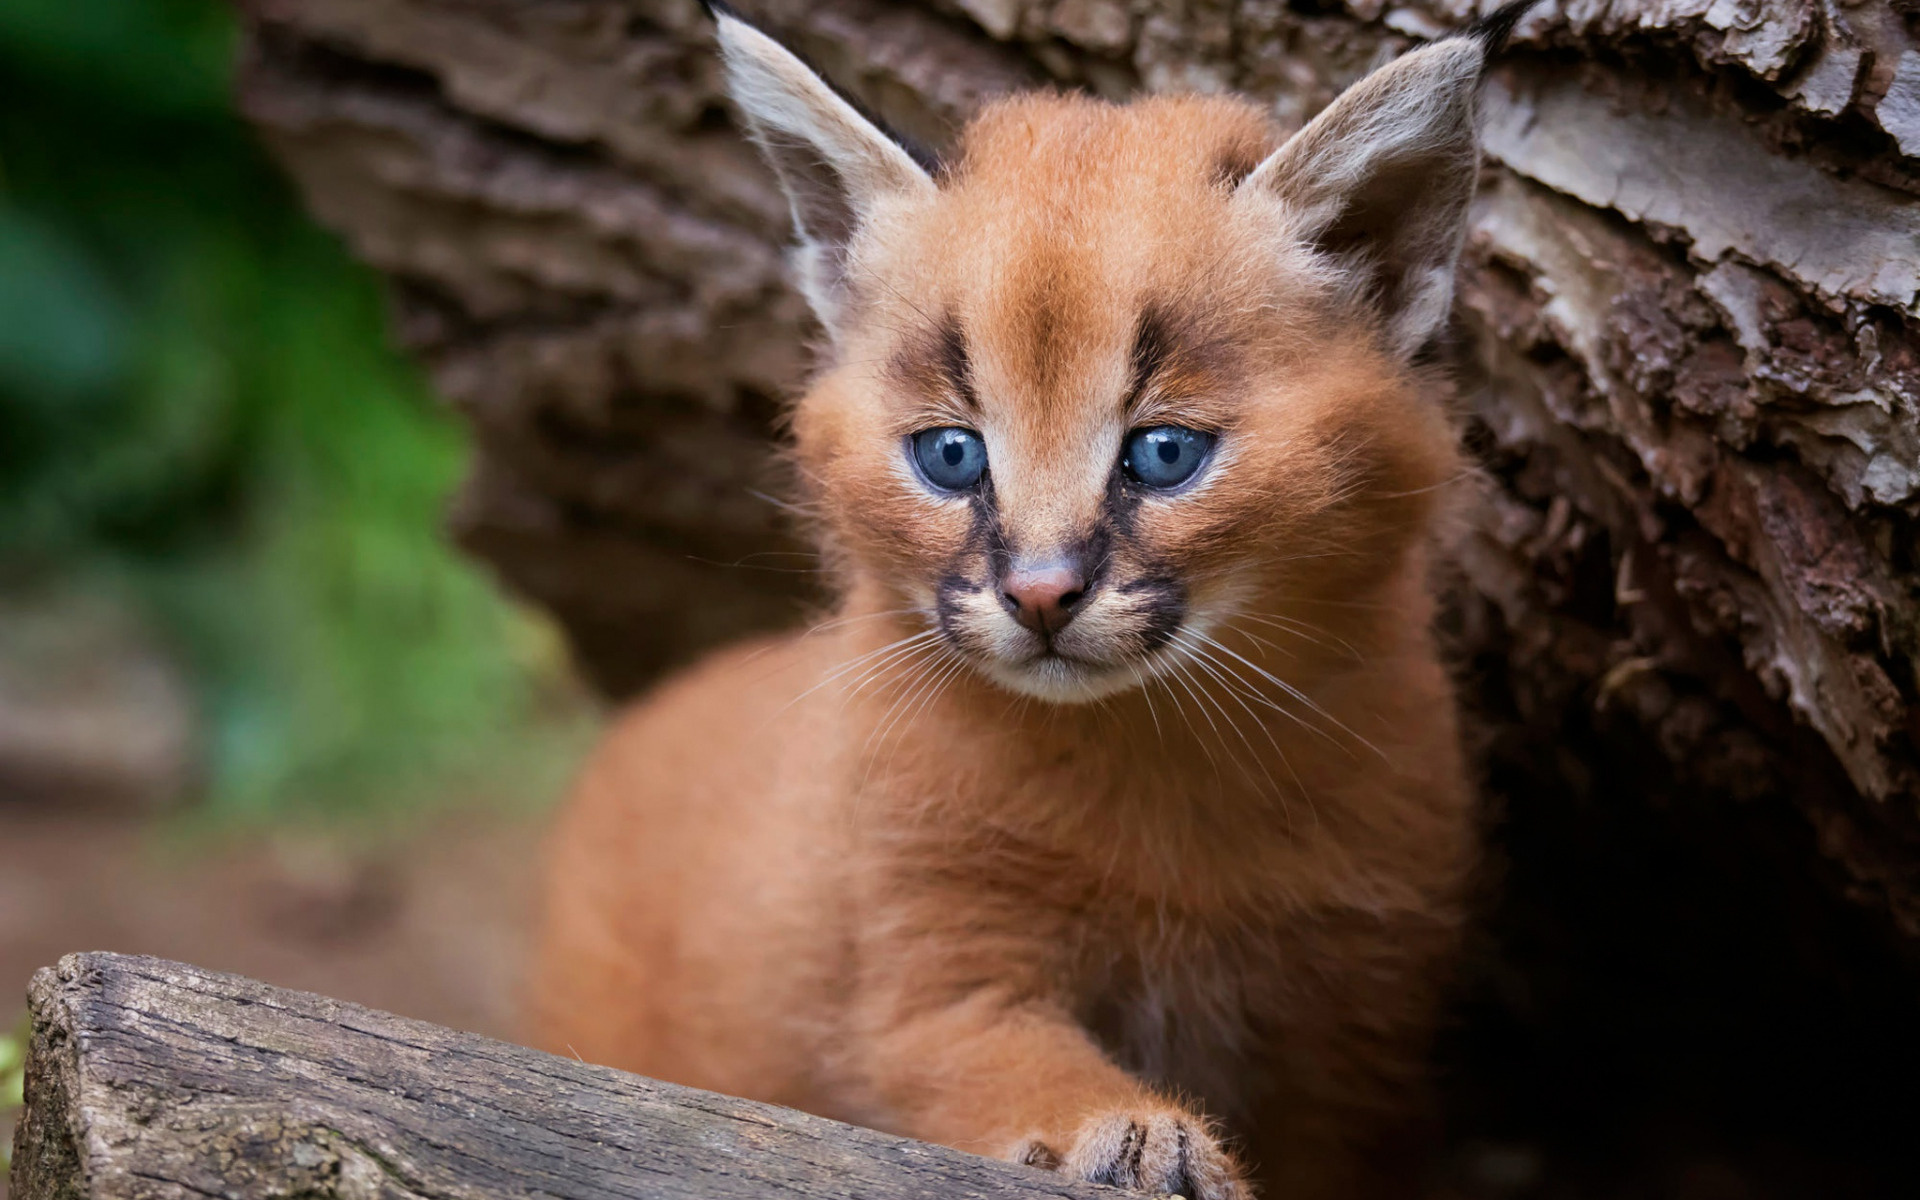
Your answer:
(531, 28), (1489, 1200)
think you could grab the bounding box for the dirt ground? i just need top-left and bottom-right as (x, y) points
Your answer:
(0, 806), (541, 1037)
(0, 802), (546, 1200)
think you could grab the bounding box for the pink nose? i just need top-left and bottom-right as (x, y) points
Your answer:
(1000, 563), (1087, 636)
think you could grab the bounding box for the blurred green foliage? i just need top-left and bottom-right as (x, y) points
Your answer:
(0, 1011), (21, 1170)
(0, 0), (589, 818)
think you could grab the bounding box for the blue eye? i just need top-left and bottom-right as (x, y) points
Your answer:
(911, 427), (988, 491)
(1124, 425), (1214, 489)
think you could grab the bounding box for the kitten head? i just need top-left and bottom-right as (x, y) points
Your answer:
(713, 7), (1503, 703)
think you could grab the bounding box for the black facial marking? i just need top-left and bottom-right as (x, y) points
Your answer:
(1118, 574), (1187, 653)
(935, 567), (993, 655)
(933, 473), (1004, 652)
(934, 571), (986, 651)
(1090, 473), (1186, 651)
(891, 318), (980, 413)
(1075, 475), (1186, 653)
(973, 467), (1001, 540)
(1060, 522), (1114, 594)
(939, 319), (978, 412)
(1128, 307), (1173, 406)
(1104, 455), (1146, 539)
(1125, 300), (1240, 413)
(927, 405), (1192, 667)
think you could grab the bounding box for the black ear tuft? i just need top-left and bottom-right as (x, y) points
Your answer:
(1464, 0), (1542, 57)
(695, 0), (740, 22)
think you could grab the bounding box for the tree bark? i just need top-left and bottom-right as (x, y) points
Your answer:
(8, 953), (1113, 1200)
(230, 1), (1920, 1191)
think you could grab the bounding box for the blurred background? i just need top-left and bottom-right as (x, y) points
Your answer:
(0, 0), (599, 1169)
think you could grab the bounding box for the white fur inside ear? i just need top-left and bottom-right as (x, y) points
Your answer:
(714, 13), (934, 336)
(1237, 38), (1488, 360)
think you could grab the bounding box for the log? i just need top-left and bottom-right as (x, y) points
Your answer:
(7, 952), (1116, 1200)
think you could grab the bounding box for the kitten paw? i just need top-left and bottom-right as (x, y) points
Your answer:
(1016, 1110), (1249, 1200)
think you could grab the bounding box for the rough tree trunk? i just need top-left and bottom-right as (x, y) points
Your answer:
(231, 1), (1920, 1193)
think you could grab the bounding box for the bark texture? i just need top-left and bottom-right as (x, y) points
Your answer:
(231, 1), (1920, 1192)
(7, 953), (1116, 1200)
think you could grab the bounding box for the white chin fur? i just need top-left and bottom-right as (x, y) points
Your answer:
(975, 653), (1145, 704)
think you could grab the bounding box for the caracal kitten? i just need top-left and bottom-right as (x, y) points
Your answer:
(532, 4), (1537, 1196)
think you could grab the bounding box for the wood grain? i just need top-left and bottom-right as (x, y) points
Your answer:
(9, 953), (1120, 1200)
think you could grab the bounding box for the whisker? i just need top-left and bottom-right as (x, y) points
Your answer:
(862, 647), (968, 789)
(775, 628), (942, 717)
(800, 608), (922, 637)
(839, 637), (948, 716)
(1188, 631), (1383, 761)
(736, 607), (922, 670)
(1261, 596), (1396, 612)
(858, 652), (942, 766)
(1161, 655), (1229, 780)
(1233, 614), (1361, 661)
(849, 648), (949, 815)
(1171, 635), (1315, 830)
(1177, 644), (1283, 796)
(683, 553), (826, 576)
(746, 488), (823, 521)
(1129, 663), (1165, 743)
(878, 651), (973, 782)
(1225, 624), (1300, 661)
(1372, 468), (1478, 499)
(1176, 633), (1344, 752)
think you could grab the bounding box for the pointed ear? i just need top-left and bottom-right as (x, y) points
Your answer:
(1236, 33), (1498, 360)
(709, 6), (936, 339)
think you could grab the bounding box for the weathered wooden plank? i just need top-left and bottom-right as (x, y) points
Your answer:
(8, 953), (1118, 1200)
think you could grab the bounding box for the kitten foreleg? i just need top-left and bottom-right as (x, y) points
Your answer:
(856, 990), (1251, 1200)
